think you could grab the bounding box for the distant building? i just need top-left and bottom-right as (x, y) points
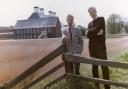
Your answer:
(14, 7), (62, 39)
(0, 26), (14, 40)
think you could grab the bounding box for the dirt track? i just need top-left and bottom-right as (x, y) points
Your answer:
(0, 37), (128, 83)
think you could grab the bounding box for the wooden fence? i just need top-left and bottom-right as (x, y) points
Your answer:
(62, 53), (128, 88)
(0, 44), (128, 89)
(0, 44), (65, 89)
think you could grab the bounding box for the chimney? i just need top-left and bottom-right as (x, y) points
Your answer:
(48, 11), (53, 16)
(40, 8), (44, 15)
(34, 6), (39, 13)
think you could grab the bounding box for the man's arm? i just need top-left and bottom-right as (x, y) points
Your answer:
(88, 27), (96, 32)
(77, 29), (84, 54)
(87, 17), (105, 37)
(61, 28), (69, 52)
(86, 22), (96, 38)
(87, 27), (103, 36)
(61, 28), (67, 44)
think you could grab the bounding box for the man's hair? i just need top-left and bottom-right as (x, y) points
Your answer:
(88, 7), (97, 12)
(67, 14), (74, 19)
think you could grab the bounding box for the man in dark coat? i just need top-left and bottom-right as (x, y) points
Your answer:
(86, 7), (110, 89)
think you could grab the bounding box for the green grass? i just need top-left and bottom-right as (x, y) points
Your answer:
(108, 49), (128, 89)
(30, 49), (128, 89)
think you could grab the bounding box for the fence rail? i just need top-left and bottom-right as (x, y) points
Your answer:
(44, 74), (66, 89)
(63, 53), (128, 69)
(0, 44), (65, 89)
(62, 53), (128, 88)
(23, 62), (65, 89)
(67, 74), (128, 88)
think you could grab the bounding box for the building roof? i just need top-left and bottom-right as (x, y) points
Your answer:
(15, 12), (60, 29)
(28, 12), (46, 20)
(0, 27), (14, 33)
(0, 27), (13, 30)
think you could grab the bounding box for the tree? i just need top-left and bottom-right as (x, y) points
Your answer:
(107, 14), (124, 34)
(124, 23), (128, 33)
(77, 25), (86, 36)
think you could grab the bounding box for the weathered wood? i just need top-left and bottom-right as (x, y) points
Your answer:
(4, 44), (65, 89)
(63, 53), (128, 69)
(63, 53), (128, 88)
(0, 81), (11, 89)
(67, 73), (128, 88)
(23, 62), (65, 89)
(0, 85), (5, 89)
(43, 74), (66, 89)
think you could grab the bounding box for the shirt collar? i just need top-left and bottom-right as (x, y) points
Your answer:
(67, 26), (73, 30)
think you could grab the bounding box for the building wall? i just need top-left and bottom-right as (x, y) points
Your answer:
(15, 28), (47, 39)
(0, 28), (14, 40)
(47, 27), (56, 38)
(15, 26), (62, 39)
(0, 33), (14, 40)
(56, 20), (62, 37)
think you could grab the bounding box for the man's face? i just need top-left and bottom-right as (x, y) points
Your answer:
(89, 9), (97, 19)
(67, 16), (74, 27)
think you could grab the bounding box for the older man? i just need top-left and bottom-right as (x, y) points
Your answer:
(86, 7), (110, 89)
(62, 14), (83, 75)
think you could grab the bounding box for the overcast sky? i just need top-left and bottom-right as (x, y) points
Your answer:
(0, 0), (128, 27)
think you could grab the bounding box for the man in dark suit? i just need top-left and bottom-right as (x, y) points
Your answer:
(86, 7), (110, 89)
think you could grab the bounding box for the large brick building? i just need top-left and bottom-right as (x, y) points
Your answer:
(14, 7), (62, 39)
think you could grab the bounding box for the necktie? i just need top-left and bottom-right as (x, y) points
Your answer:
(69, 28), (72, 41)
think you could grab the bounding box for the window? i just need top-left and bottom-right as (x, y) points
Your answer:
(47, 28), (52, 33)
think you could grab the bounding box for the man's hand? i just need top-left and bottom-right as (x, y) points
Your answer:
(97, 29), (103, 36)
(86, 29), (88, 35)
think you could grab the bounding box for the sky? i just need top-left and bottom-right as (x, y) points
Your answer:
(0, 0), (128, 27)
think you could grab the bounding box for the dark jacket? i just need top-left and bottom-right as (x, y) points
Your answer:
(87, 17), (106, 44)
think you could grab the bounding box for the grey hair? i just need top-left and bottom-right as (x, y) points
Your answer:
(67, 14), (74, 19)
(88, 7), (97, 12)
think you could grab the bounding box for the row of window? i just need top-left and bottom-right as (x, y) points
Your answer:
(16, 34), (39, 39)
(15, 29), (47, 34)
(0, 34), (14, 39)
(15, 33), (41, 36)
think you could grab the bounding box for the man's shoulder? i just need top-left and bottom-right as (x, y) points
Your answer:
(97, 16), (105, 21)
(73, 26), (79, 30)
(73, 26), (80, 32)
(62, 27), (68, 32)
(62, 26), (79, 31)
(88, 21), (92, 25)
(62, 27), (68, 36)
